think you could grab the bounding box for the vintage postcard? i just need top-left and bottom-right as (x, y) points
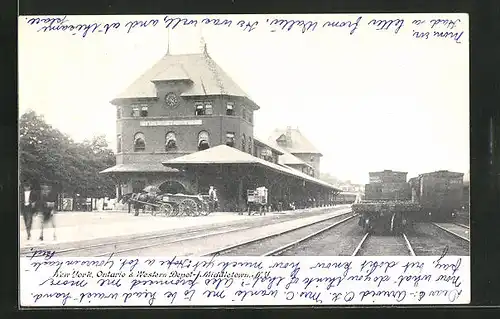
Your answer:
(18, 13), (469, 307)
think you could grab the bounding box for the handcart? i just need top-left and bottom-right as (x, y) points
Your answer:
(245, 186), (268, 216)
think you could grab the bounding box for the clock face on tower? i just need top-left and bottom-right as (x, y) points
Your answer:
(165, 92), (179, 108)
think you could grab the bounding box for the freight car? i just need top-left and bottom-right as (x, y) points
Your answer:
(334, 192), (359, 205)
(409, 170), (464, 222)
(353, 170), (421, 234)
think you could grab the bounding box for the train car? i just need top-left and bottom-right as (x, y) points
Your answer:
(409, 170), (464, 222)
(353, 170), (421, 234)
(334, 192), (359, 205)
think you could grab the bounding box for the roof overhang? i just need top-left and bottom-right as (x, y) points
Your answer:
(161, 145), (340, 192)
(100, 163), (179, 174)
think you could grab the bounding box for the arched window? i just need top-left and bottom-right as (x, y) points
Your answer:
(165, 131), (177, 151)
(133, 132), (146, 152)
(242, 134), (246, 151)
(226, 132), (235, 147)
(198, 131), (210, 151)
(117, 134), (122, 153)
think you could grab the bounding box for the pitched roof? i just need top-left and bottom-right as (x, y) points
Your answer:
(279, 151), (313, 168)
(253, 137), (284, 155)
(112, 52), (258, 109)
(268, 128), (322, 155)
(100, 163), (179, 174)
(162, 145), (340, 191)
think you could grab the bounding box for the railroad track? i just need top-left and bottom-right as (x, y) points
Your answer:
(351, 232), (416, 256)
(432, 222), (470, 242)
(202, 211), (357, 257)
(20, 223), (255, 257)
(21, 207), (353, 257)
(454, 222), (470, 229)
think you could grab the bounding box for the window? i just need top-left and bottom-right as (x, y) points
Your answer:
(198, 131), (210, 151)
(248, 111), (253, 123)
(140, 106), (148, 117)
(195, 103), (205, 116)
(205, 103), (213, 115)
(242, 134), (246, 151)
(165, 132), (177, 151)
(248, 137), (252, 154)
(310, 156), (314, 162)
(132, 107), (140, 117)
(226, 132), (235, 147)
(116, 107), (121, 119)
(117, 134), (122, 153)
(133, 132), (146, 152)
(226, 103), (234, 116)
(195, 102), (213, 116)
(260, 148), (273, 162)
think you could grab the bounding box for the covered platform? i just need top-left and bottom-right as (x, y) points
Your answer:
(162, 145), (342, 212)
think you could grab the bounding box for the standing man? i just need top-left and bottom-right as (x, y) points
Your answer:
(208, 186), (217, 212)
(21, 181), (38, 240)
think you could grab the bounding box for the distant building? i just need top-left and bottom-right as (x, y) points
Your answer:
(267, 127), (323, 178)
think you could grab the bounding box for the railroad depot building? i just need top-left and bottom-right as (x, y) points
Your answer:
(101, 47), (341, 211)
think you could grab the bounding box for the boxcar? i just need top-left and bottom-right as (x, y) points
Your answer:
(410, 170), (464, 222)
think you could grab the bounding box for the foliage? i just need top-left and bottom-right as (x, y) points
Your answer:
(19, 110), (116, 198)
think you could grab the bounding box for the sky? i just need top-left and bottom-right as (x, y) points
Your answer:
(18, 14), (469, 184)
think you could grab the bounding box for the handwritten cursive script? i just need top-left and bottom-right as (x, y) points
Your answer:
(22, 14), (466, 44)
(20, 254), (470, 306)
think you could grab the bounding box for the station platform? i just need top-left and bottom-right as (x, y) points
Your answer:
(19, 205), (351, 249)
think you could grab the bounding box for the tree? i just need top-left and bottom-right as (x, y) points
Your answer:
(19, 110), (116, 200)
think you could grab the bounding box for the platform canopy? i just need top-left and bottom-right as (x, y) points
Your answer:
(162, 144), (341, 192)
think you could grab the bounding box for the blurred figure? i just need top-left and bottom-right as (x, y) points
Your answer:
(38, 182), (57, 241)
(20, 181), (38, 240)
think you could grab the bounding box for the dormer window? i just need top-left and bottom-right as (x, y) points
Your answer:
(226, 103), (234, 116)
(165, 132), (177, 151)
(277, 134), (287, 146)
(226, 132), (235, 147)
(140, 106), (148, 117)
(132, 107), (140, 117)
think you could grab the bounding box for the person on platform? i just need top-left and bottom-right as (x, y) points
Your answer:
(208, 186), (219, 212)
(21, 181), (38, 240)
(38, 182), (57, 241)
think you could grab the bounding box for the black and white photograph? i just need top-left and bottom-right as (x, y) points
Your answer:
(18, 13), (470, 306)
(19, 14), (469, 258)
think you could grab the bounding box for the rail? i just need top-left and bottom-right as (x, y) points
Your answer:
(432, 222), (470, 242)
(352, 233), (416, 256)
(454, 222), (470, 229)
(202, 211), (356, 257)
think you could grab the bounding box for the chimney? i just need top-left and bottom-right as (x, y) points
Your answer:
(286, 126), (292, 146)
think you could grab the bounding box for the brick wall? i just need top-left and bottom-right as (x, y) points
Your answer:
(116, 95), (254, 165)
